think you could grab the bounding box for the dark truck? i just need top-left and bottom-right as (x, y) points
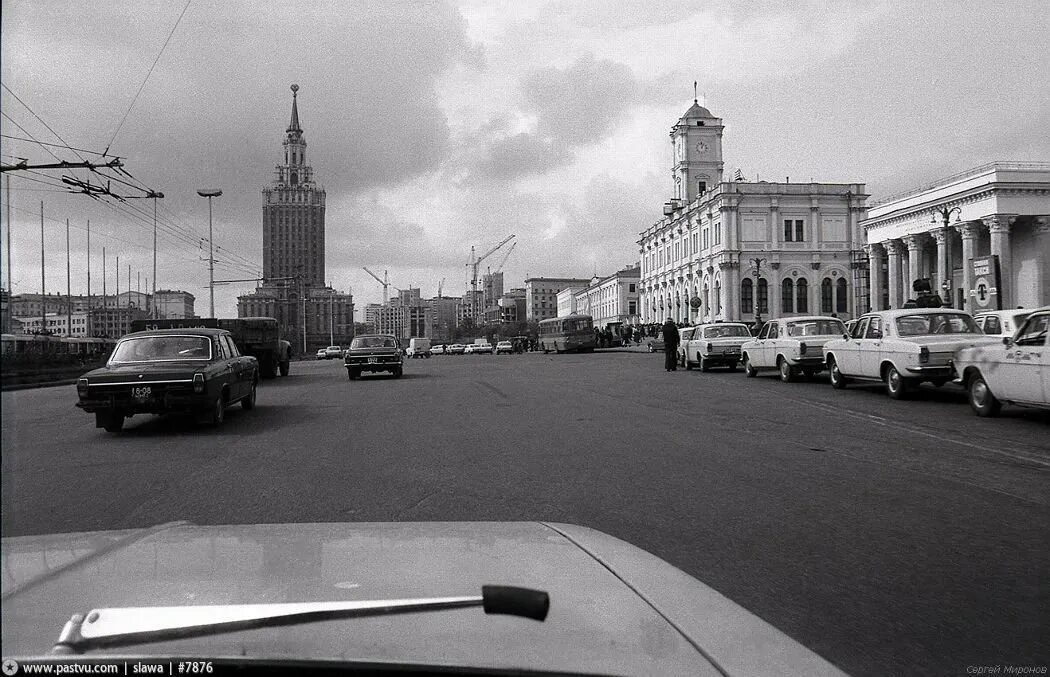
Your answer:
(129, 317), (292, 379)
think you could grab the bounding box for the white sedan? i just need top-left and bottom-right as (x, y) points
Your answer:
(741, 316), (846, 381)
(954, 306), (1050, 416)
(822, 309), (999, 399)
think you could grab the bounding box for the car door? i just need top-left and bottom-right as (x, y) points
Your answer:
(748, 323), (768, 368)
(859, 316), (884, 377)
(836, 317), (868, 375)
(999, 314), (1049, 404)
(679, 328), (694, 364)
(224, 334), (250, 399)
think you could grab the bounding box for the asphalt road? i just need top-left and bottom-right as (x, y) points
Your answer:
(3, 352), (1049, 676)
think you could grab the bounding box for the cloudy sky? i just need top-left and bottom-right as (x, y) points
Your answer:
(2, 0), (1048, 317)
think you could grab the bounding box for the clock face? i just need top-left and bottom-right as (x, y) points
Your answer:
(695, 140), (708, 155)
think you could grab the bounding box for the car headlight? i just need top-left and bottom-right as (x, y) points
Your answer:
(77, 377), (89, 397)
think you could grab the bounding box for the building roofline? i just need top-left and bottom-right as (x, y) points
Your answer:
(869, 161), (1050, 208)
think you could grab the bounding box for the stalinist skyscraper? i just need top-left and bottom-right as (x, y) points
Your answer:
(239, 85), (353, 353)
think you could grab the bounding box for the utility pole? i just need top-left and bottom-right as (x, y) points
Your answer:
(329, 288), (334, 345)
(86, 220), (91, 337)
(40, 202), (45, 335)
(127, 264), (131, 312)
(4, 175), (10, 333)
(66, 219), (71, 337)
(196, 189), (222, 318)
(116, 255), (119, 313)
(149, 191), (163, 318)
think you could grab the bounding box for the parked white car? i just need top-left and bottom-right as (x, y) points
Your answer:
(822, 309), (1000, 399)
(741, 316), (847, 381)
(495, 341), (514, 354)
(973, 309), (1032, 338)
(472, 341), (494, 354)
(954, 306), (1050, 416)
(680, 322), (752, 371)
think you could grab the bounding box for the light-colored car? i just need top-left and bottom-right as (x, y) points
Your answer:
(463, 343), (475, 354)
(406, 337), (432, 359)
(472, 341), (494, 354)
(647, 337), (665, 353)
(431, 344), (446, 355)
(954, 306), (1050, 416)
(315, 348), (327, 360)
(675, 327), (698, 365)
(495, 340), (514, 354)
(680, 322), (752, 371)
(973, 309), (1032, 338)
(822, 309), (1000, 399)
(448, 343), (465, 355)
(742, 316), (847, 381)
(322, 345), (343, 359)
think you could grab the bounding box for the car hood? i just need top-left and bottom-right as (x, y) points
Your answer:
(81, 362), (214, 382)
(1, 522), (842, 676)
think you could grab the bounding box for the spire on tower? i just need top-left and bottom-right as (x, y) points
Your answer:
(288, 83), (301, 133)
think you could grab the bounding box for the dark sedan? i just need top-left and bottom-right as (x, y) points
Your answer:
(345, 334), (403, 379)
(75, 328), (258, 432)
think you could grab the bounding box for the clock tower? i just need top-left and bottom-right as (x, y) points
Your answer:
(670, 99), (724, 204)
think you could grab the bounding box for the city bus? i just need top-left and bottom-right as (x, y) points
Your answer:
(538, 314), (596, 353)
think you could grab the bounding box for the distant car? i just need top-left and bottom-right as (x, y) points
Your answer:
(344, 334), (403, 379)
(973, 309), (1032, 338)
(822, 309), (1000, 399)
(316, 349), (327, 360)
(646, 338), (665, 353)
(741, 316), (847, 381)
(495, 341), (514, 354)
(75, 328), (259, 432)
(681, 322), (752, 371)
(323, 345), (343, 360)
(431, 344), (446, 355)
(406, 337), (432, 359)
(954, 306), (1050, 416)
(472, 341), (494, 355)
(463, 344), (475, 354)
(448, 344), (465, 355)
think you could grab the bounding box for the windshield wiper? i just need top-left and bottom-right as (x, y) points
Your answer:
(51, 585), (549, 655)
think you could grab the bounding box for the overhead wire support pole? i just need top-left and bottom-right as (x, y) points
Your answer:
(149, 191), (164, 318)
(40, 201), (45, 335)
(66, 219), (71, 337)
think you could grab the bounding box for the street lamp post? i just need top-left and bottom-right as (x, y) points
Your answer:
(749, 257), (767, 327)
(148, 191), (164, 318)
(196, 189), (222, 318)
(930, 206), (961, 308)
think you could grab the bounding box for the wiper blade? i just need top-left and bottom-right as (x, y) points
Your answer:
(52, 585), (549, 655)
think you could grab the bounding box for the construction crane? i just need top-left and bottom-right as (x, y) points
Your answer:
(467, 234), (515, 323)
(437, 277), (446, 298)
(362, 267), (401, 305)
(492, 241), (516, 275)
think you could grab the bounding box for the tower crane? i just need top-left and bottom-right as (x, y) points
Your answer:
(492, 241), (516, 275)
(437, 277), (447, 298)
(467, 234), (515, 323)
(362, 267), (401, 305)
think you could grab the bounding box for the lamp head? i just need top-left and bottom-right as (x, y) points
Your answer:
(196, 189), (222, 197)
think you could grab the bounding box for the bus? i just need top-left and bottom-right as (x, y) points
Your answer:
(538, 314), (596, 353)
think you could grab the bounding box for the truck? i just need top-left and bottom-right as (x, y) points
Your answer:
(129, 317), (292, 379)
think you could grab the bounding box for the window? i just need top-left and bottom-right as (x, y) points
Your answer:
(982, 315), (1002, 334)
(757, 278), (769, 314)
(795, 220), (804, 242)
(821, 278), (833, 314)
(692, 233), (698, 252)
(714, 280), (721, 313)
(865, 317), (882, 339)
(629, 284), (636, 293)
(836, 278), (848, 314)
(851, 318), (869, 339)
(782, 279), (794, 313)
(784, 219), (805, 242)
(784, 219), (793, 242)
(796, 279), (808, 313)
(741, 278), (753, 315)
(1014, 314), (1049, 346)
(698, 181), (707, 194)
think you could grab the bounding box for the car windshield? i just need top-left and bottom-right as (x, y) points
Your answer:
(109, 336), (211, 362)
(785, 319), (846, 337)
(350, 337), (396, 349)
(895, 313), (980, 336)
(703, 325), (750, 338)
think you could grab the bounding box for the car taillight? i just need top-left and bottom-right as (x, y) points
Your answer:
(707, 342), (713, 352)
(77, 378), (89, 397)
(799, 342), (807, 356)
(193, 372), (205, 393)
(919, 346), (930, 364)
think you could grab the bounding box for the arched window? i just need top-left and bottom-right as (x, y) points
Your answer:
(836, 278), (848, 313)
(821, 278), (833, 314)
(757, 278), (769, 314)
(703, 283), (710, 316)
(796, 278), (808, 313)
(714, 279), (722, 314)
(741, 278), (753, 315)
(782, 279), (795, 314)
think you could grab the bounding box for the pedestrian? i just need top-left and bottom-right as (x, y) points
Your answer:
(662, 318), (680, 372)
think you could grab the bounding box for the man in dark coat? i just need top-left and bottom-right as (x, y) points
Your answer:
(662, 318), (680, 372)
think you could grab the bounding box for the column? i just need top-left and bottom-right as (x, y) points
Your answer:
(768, 264), (781, 318)
(959, 222), (980, 313)
(902, 234), (924, 295)
(885, 240), (904, 309)
(866, 243), (884, 311)
(722, 262), (738, 321)
(928, 227), (949, 303)
(811, 204), (821, 249)
(984, 215), (1014, 308)
(770, 198), (780, 249)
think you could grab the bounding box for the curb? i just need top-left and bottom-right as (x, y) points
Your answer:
(2, 379), (77, 392)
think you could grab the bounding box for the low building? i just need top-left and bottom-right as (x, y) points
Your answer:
(365, 303), (431, 340)
(525, 277), (592, 321)
(88, 306), (148, 339)
(13, 311), (90, 337)
(427, 296), (461, 342)
(153, 290), (196, 319)
(556, 285), (586, 317)
(861, 161), (1050, 311)
(574, 266), (641, 330)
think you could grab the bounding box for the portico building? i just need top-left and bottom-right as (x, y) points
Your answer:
(862, 162), (1050, 312)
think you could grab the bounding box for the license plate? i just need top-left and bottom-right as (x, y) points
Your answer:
(367, 357), (377, 364)
(131, 386), (152, 400)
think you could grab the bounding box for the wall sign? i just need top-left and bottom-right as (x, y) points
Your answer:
(969, 255), (1001, 310)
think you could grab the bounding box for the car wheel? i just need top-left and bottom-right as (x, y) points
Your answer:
(347, 368), (359, 380)
(647, 344), (655, 353)
(828, 357), (848, 390)
(98, 411), (124, 433)
(885, 365), (910, 400)
(242, 381), (257, 410)
(393, 367), (403, 378)
(279, 360), (289, 377)
(210, 394), (226, 426)
(778, 357), (795, 383)
(968, 373), (1002, 417)
(743, 354), (757, 378)
(728, 361), (738, 372)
